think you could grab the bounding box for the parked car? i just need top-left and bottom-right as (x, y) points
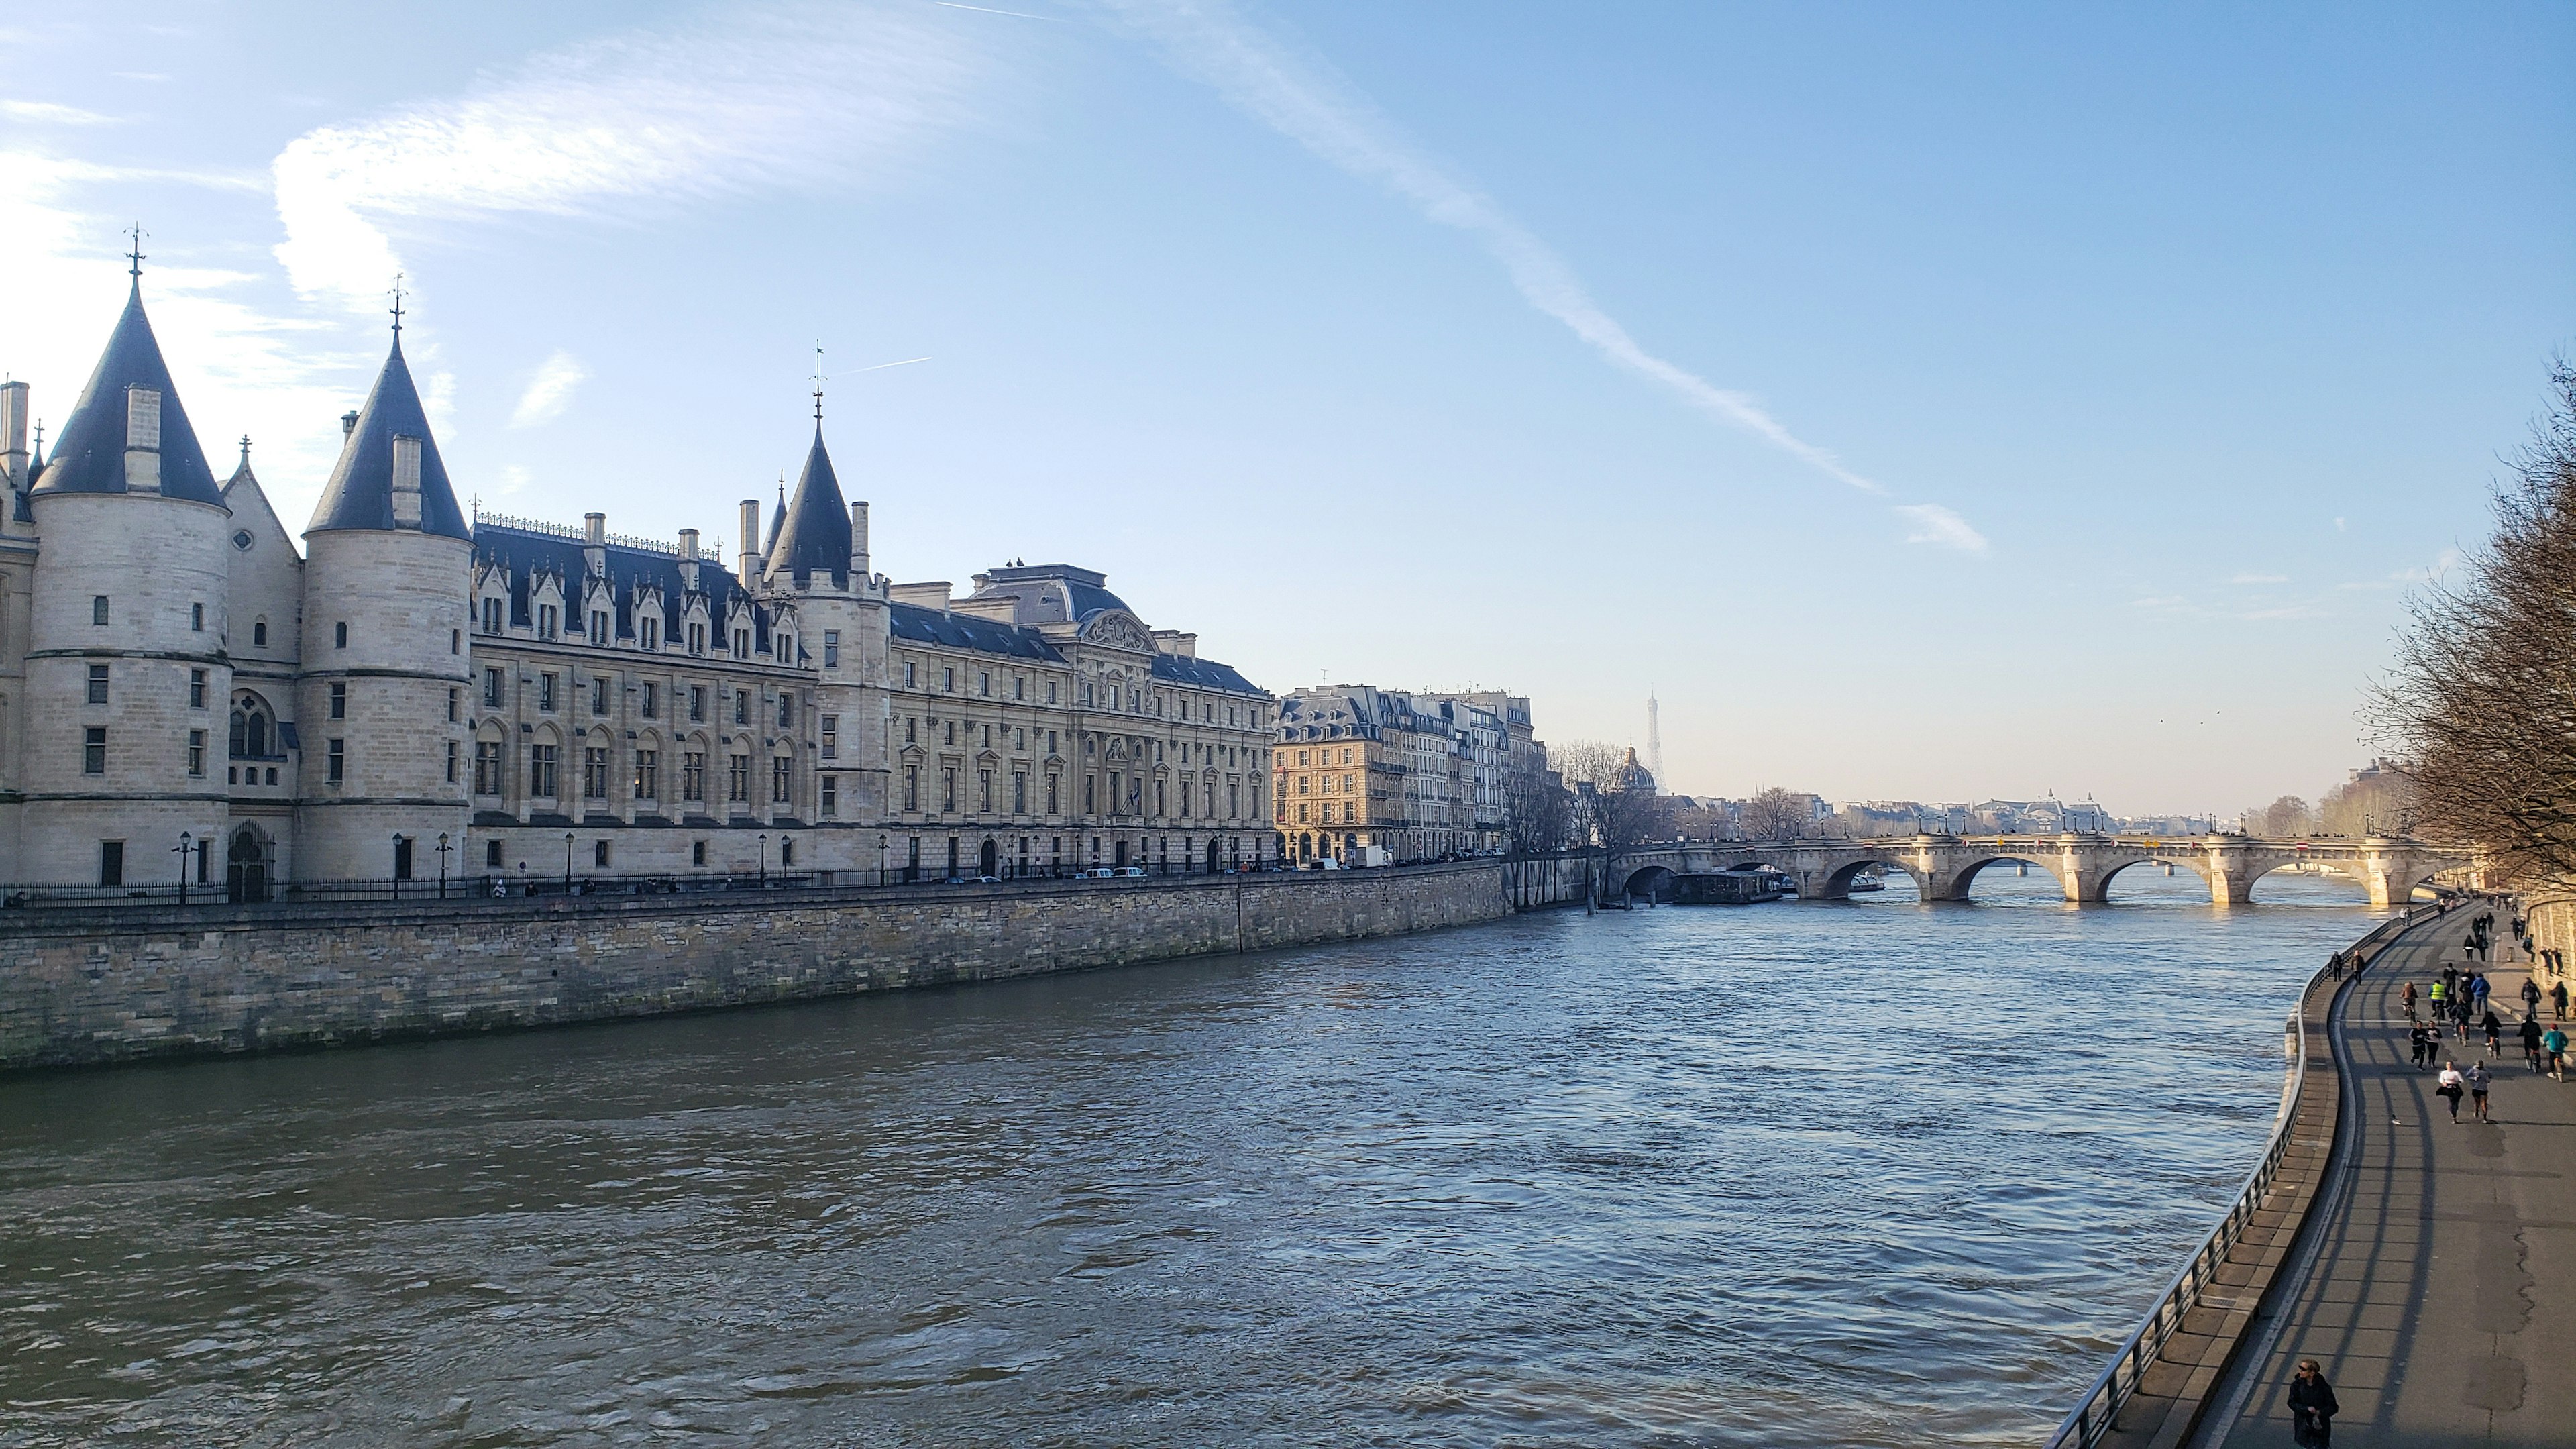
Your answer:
(1114, 867), (1146, 878)
(1083, 867), (1116, 879)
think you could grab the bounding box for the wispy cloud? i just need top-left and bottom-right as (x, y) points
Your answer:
(0, 153), (361, 522)
(511, 350), (590, 427)
(270, 1), (988, 313)
(1896, 503), (1988, 554)
(2, 99), (119, 125)
(1099, 0), (1984, 553)
(2229, 572), (2289, 584)
(2394, 547), (2463, 584)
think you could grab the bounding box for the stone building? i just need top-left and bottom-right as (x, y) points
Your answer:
(1272, 684), (1529, 863)
(0, 268), (1275, 898)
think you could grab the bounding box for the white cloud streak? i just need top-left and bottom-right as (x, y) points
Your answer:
(270, 1), (988, 313)
(511, 350), (590, 427)
(2, 99), (119, 125)
(2229, 572), (2289, 584)
(1101, 0), (1986, 551)
(1895, 503), (1988, 554)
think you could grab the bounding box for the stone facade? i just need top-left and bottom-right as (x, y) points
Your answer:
(0, 274), (1276, 897)
(1273, 684), (1526, 863)
(0, 861), (1517, 1071)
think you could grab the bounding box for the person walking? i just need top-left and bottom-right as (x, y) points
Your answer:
(2410, 1024), (2436, 1070)
(2554, 979), (2569, 1023)
(2403, 980), (2420, 1024)
(2473, 972), (2491, 1012)
(2483, 1008), (2504, 1059)
(2467, 1061), (2493, 1122)
(2288, 1359), (2339, 1446)
(2545, 1026), (2569, 1083)
(2524, 976), (2544, 1016)
(2522, 1014), (2547, 1073)
(2438, 1062), (2466, 1122)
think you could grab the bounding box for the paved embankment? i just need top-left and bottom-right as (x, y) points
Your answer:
(2195, 913), (2576, 1446)
(0, 861), (1526, 1072)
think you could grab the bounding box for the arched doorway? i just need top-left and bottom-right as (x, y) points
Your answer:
(227, 826), (272, 904)
(979, 839), (998, 877)
(1206, 839), (1220, 873)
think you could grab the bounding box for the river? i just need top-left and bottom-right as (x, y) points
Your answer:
(0, 869), (2384, 1447)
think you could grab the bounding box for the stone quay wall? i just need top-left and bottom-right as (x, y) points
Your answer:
(0, 861), (1516, 1072)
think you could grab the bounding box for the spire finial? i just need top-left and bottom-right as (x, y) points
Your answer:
(239, 435), (252, 467)
(388, 272), (405, 334)
(124, 224), (147, 282)
(811, 340), (824, 423)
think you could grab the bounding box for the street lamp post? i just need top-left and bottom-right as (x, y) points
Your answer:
(564, 832), (574, 894)
(435, 832), (452, 900)
(173, 831), (192, 907)
(878, 834), (888, 888)
(391, 833), (402, 903)
(758, 833), (769, 887)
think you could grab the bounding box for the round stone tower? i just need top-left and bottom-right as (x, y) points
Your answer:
(21, 273), (233, 891)
(292, 325), (472, 888)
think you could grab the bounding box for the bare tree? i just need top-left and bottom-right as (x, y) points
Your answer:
(2318, 767), (2417, 837)
(1739, 786), (1811, 841)
(2370, 361), (2576, 884)
(2245, 795), (2314, 838)
(1550, 739), (1661, 902)
(1504, 766), (1572, 855)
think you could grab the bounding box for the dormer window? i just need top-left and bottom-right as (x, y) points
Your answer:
(482, 597), (502, 634)
(641, 618), (659, 651)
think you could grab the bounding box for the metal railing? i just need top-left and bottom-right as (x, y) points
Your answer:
(2041, 902), (2437, 1448)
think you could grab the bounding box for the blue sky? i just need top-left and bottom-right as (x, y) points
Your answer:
(4, 2), (2569, 814)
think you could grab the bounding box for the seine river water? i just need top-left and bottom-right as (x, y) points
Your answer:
(0, 870), (2384, 1448)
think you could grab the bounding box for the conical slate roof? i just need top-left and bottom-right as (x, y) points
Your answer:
(30, 281), (227, 508)
(764, 425), (851, 588)
(306, 335), (470, 541)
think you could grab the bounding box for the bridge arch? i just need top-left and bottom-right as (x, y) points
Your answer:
(1952, 855), (2070, 900)
(2098, 855), (2225, 903)
(1616, 864), (1676, 902)
(1817, 857), (1931, 900)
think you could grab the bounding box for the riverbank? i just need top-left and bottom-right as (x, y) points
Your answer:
(0, 860), (1540, 1073)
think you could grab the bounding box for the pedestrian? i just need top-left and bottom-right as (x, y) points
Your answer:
(2288, 1359), (2339, 1446)
(2473, 973), (2491, 1014)
(2524, 977), (2544, 1015)
(2403, 980), (2420, 1023)
(2438, 1062), (2466, 1121)
(2522, 1015), (2546, 1073)
(2555, 979), (2570, 1022)
(2430, 977), (2447, 1021)
(2467, 1061), (2493, 1122)
(2328, 951), (2344, 981)
(2483, 1009), (2504, 1059)
(2546, 1026), (2569, 1083)
(2410, 1024), (2436, 1069)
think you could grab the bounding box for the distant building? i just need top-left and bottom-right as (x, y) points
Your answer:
(1273, 686), (1542, 863)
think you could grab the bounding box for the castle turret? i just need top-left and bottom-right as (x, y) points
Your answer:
(761, 421), (887, 831)
(292, 315), (472, 888)
(21, 267), (233, 890)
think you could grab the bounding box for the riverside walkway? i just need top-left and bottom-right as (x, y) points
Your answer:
(2196, 918), (2575, 1446)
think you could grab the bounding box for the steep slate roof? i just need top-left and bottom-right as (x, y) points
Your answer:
(890, 600), (1063, 661)
(472, 523), (776, 655)
(305, 335), (472, 541)
(1150, 652), (1263, 696)
(764, 427), (853, 588)
(30, 281), (227, 508)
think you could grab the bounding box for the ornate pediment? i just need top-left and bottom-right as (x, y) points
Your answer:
(1082, 610), (1154, 651)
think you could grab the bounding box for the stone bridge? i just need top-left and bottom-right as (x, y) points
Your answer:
(1609, 833), (2476, 908)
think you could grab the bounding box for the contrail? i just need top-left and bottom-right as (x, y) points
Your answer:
(856, 356), (933, 370)
(1098, 0), (1988, 553)
(934, 2), (1064, 19)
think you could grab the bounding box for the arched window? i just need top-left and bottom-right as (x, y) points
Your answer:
(229, 694), (274, 759)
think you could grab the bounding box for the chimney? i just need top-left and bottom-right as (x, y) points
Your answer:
(123, 386), (162, 495)
(850, 500), (869, 582)
(341, 410), (359, 437)
(737, 498), (761, 584)
(582, 511), (608, 576)
(678, 527), (700, 561)
(390, 434), (423, 528)
(0, 380), (25, 490)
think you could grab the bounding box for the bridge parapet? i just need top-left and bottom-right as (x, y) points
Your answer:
(1608, 834), (2474, 908)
